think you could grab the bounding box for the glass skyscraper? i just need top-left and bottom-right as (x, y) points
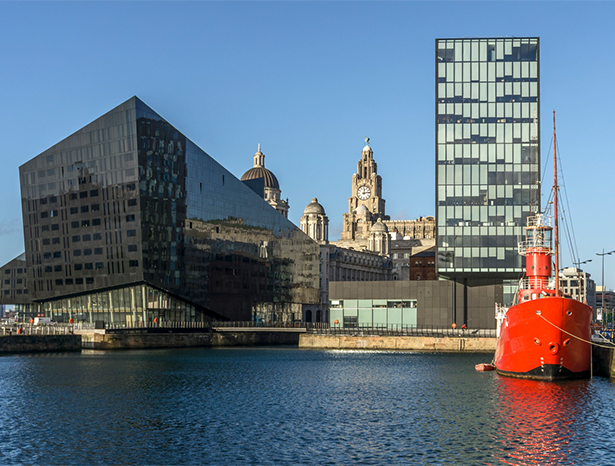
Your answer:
(436, 37), (540, 279)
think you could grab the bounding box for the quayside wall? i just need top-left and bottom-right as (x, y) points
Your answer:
(593, 345), (615, 378)
(80, 329), (301, 350)
(299, 334), (497, 352)
(0, 335), (81, 354)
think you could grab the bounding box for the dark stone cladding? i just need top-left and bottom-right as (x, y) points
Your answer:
(330, 278), (503, 330)
(13, 96), (319, 322)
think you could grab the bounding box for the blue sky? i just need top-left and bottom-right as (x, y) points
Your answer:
(0, 1), (613, 285)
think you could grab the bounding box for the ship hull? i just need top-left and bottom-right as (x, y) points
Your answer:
(495, 297), (592, 381)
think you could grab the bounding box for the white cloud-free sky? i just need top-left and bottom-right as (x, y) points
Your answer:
(1, 1), (613, 284)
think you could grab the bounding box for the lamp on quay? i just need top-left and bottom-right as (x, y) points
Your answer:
(596, 249), (615, 328)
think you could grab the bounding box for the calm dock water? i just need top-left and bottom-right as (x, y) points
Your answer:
(1, 348), (614, 465)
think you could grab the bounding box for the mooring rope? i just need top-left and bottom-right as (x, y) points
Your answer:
(537, 314), (615, 349)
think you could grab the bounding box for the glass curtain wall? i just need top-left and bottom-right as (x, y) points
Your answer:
(436, 38), (540, 276)
(38, 284), (198, 325)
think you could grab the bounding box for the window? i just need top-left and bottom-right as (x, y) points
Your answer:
(82, 220), (90, 227)
(93, 233), (102, 241)
(81, 206), (89, 213)
(54, 265), (62, 272)
(127, 229), (137, 237)
(74, 264), (82, 271)
(65, 278), (73, 285)
(51, 224), (59, 231)
(42, 239), (51, 246)
(85, 263), (93, 270)
(94, 248), (103, 255)
(44, 266), (52, 272)
(53, 252), (61, 258)
(128, 260), (139, 267)
(82, 234), (91, 241)
(95, 262), (104, 269)
(86, 277), (94, 284)
(70, 207), (78, 214)
(92, 219), (101, 226)
(128, 244), (138, 252)
(73, 250), (81, 257)
(75, 278), (83, 284)
(83, 249), (92, 256)
(42, 225), (50, 232)
(90, 189), (99, 197)
(91, 204), (100, 212)
(52, 237), (60, 245)
(69, 193), (78, 200)
(72, 235), (80, 242)
(71, 221), (79, 228)
(41, 212), (48, 219)
(126, 214), (135, 222)
(128, 199), (137, 207)
(79, 192), (88, 199)
(43, 252), (51, 259)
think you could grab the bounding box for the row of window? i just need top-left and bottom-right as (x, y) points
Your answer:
(437, 40), (538, 63)
(3, 289), (28, 295)
(40, 260), (139, 274)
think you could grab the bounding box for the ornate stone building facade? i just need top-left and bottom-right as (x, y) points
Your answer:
(240, 144), (289, 218)
(300, 198), (393, 322)
(333, 139), (436, 258)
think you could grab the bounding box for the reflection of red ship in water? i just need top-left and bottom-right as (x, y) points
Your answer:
(494, 112), (592, 381)
(491, 377), (584, 465)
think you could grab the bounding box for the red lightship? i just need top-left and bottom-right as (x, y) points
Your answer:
(494, 113), (592, 381)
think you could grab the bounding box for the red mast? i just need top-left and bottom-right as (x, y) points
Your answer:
(553, 111), (560, 297)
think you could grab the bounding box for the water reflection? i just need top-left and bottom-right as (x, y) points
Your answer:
(490, 377), (589, 466)
(1, 350), (615, 466)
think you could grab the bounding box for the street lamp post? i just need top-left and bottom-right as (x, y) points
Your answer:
(596, 249), (615, 329)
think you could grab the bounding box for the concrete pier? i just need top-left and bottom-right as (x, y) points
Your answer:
(0, 334), (81, 354)
(299, 334), (497, 352)
(593, 345), (615, 378)
(77, 328), (301, 350)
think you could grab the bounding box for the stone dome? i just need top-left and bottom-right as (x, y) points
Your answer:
(370, 218), (389, 233)
(362, 144), (372, 153)
(304, 198), (325, 215)
(240, 166), (280, 189)
(240, 145), (280, 189)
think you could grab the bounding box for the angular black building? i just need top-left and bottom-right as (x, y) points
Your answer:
(9, 97), (319, 324)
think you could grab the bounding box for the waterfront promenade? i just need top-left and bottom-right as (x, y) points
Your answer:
(3, 321), (615, 378)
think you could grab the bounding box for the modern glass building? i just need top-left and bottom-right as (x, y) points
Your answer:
(10, 97), (319, 324)
(436, 37), (540, 279)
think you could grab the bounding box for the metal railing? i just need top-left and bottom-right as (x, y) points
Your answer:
(1, 324), (76, 336)
(313, 325), (496, 338)
(1, 321), (497, 338)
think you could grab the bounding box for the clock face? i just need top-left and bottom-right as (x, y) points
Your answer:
(357, 185), (371, 200)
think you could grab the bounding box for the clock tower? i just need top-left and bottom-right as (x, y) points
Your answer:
(341, 138), (389, 241)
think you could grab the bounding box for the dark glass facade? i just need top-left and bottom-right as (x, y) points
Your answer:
(436, 38), (540, 279)
(16, 97), (319, 323)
